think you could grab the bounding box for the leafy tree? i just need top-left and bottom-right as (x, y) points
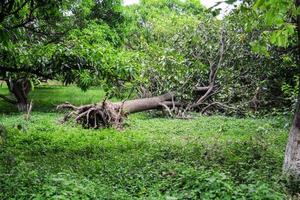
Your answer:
(122, 0), (224, 103)
(247, 0), (300, 183)
(218, 2), (298, 114)
(222, 0), (300, 186)
(0, 0), (130, 111)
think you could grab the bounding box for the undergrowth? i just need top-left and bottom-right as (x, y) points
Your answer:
(0, 86), (291, 199)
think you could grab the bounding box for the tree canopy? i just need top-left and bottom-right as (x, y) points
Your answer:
(1, 0), (298, 114)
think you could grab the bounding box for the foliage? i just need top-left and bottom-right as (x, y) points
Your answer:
(119, 0), (298, 114)
(0, 0), (133, 94)
(0, 124), (7, 145)
(1, 0), (298, 114)
(216, 4), (298, 113)
(122, 1), (222, 101)
(0, 0), (299, 198)
(282, 76), (299, 112)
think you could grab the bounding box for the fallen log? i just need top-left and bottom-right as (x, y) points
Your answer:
(57, 92), (180, 129)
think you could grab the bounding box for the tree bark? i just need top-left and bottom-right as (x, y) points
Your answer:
(283, 88), (300, 176)
(115, 92), (176, 114)
(6, 79), (31, 112)
(283, 0), (300, 177)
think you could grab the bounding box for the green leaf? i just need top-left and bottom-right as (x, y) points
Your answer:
(253, 0), (264, 9)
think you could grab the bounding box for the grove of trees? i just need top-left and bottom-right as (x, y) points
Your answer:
(1, 0), (300, 195)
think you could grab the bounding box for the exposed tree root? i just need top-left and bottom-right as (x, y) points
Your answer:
(57, 100), (125, 129)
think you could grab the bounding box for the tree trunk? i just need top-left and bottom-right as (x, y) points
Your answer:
(283, 88), (300, 176)
(58, 92), (180, 129)
(6, 79), (31, 112)
(283, 0), (300, 177)
(115, 92), (176, 114)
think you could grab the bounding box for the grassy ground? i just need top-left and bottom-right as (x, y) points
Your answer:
(0, 85), (110, 113)
(0, 86), (292, 199)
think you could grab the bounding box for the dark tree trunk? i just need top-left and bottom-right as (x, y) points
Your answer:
(283, 0), (300, 177)
(6, 79), (31, 112)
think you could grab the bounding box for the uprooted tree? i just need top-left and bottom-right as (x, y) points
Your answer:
(57, 92), (183, 129)
(1, 0), (232, 116)
(57, 5), (230, 128)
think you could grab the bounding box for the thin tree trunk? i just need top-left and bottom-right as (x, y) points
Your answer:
(283, 0), (300, 176)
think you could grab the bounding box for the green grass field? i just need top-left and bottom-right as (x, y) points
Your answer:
(0, 86), (292, 199)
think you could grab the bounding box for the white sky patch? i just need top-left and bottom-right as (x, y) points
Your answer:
(123, 0), (139, 6)
(200, 0), (241, 19)
(123, 0), (241, 18)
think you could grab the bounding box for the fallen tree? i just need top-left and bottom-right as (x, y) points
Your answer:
(56, 27), (230, 129)
(57, 92), (182, 129)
